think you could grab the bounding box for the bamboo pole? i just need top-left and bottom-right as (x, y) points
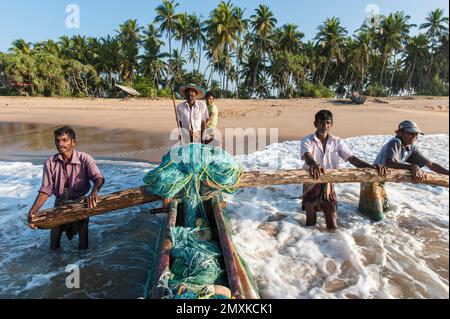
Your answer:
(172, 93), (186, 145)
(31, 169), (448, 229)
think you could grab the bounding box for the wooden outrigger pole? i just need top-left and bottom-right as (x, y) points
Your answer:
(172, 93), (187, 146)
(30, 168), (448, 229)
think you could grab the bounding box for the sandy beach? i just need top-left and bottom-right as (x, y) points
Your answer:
(0, 96), (448, 162)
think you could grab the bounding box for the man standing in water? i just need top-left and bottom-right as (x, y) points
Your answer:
(301, 110), (388, 230)
(176, 83), (209, 144)
(28, 126), (104, 250)
(359, 120), (449, 221)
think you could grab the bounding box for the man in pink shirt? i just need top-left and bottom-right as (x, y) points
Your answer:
(28, 126), (104, 250)
(301, 110), (388, 230)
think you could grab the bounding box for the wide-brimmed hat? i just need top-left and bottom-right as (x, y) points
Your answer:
(178, 83), (206, 99)
(397, 120), (424, 135)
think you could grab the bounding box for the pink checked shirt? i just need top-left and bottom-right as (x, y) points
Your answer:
(301, 133), (354, 169)
(39, 150), (104, 200)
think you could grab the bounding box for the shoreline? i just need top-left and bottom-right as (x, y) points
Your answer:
(1, 96), (448, 163)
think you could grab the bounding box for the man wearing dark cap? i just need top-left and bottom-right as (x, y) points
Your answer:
(176, 83), (209, 144)
(358, 120), (449, 221)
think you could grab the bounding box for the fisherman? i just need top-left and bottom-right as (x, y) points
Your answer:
(176, 84), (209, 144)
(300, 110), (388, 230)
(359, 120), (449, 221)
(28, 126), (105, 250)
(204, 91), (221, 146)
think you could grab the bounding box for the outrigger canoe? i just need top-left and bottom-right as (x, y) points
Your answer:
(144, 192), (260, 299)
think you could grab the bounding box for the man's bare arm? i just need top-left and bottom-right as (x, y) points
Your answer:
(385, 159), (425, 184)
(86, 177), (104, 209)
(28, 192), (49, 229)
(303, 152), (324, 179)
(426, 162), (449, 175)
(347, 156), (388, 175)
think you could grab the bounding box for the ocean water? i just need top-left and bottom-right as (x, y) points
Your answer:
(0, 135), (448, 299)
(229, 134), (449, 299)
(0, 160), (162, 298)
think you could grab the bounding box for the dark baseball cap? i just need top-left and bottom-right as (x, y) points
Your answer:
(398, 120), (424, 135)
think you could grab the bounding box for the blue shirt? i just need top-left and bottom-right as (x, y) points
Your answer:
(373, 137), (429, 167)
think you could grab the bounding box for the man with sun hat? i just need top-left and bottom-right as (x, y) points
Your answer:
(176, 83), (209, 144)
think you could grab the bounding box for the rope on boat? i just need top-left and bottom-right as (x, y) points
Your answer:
(143, 143), (243, 228)
(157, 227), (227, 298)
(145, 144), (243, 299)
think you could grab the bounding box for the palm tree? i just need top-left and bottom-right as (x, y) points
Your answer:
(250, 4), (277, 95)
(188, 13), (206, 73)
(175, 12), (190, 55)
(420, 9), (449, 76)
(375, 12), (414, 88)
(34, 40), (60, 56)
(241, 52), (267, 97)
(251, 4), (277, 51)
(301, 40), (320, 84)
(374, 14), (401, 86)
(10, 39), (32, 55)
(154, 0), (181, 59)
(116, 19), (142, 84)
(96, 35), (122, 92)
(167, 48), (186, 87)
(187, 47), (198, 70)
(353, 30), (372, 91)
(404, 34), (430, 92)
(337, 36), (358, 96)
(276, 23), (304, 53)
(71, 35), (88, 64)
(269, 23), (305, 97)
(315, 17), (347, 84)
(388, 12), (415, 92)
(268, 51), (290, 97)
(420, 9), (449, 49)
(232, 5), (247, 98)
(206, 1), (243, 96)
(58, 36), (73, 59)
(436, 32), (449, 81)
(140, 24), (168, 88)
(3, 3), (450, 99)
(86, 37), (101, 66)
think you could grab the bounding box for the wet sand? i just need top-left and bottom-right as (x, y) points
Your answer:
(0, 96), (448, 162)
(0, 122), (170, 163)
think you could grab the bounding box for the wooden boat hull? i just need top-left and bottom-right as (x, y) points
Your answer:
(145, 192), (260, 299)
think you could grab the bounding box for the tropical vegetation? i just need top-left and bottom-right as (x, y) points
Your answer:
(0, 2), (448, 98)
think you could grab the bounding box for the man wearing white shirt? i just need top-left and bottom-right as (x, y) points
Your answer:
(300, 110), (388, 230)
(176, 83), (209, 144)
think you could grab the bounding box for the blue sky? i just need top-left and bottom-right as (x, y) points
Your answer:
(0, 0), (448, 52)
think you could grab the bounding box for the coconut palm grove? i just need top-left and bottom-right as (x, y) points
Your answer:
(0, 1), (448, 98)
